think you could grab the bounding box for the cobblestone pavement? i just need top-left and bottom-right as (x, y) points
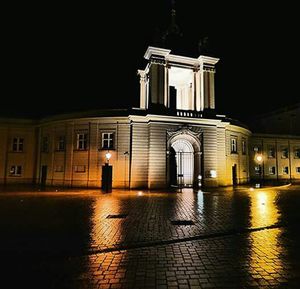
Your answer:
(0, 184), (300, 288)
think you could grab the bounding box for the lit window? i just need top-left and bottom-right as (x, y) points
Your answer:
(42, 136), (49, 153)
(9, 165), (22, 176)
(242, 139), (246, 155)
(12, 137), (24, 152)
(57, 136), (65, 151)
(231, 138), (237, 153)
(269, 166), (276, 175)
(282, 166), (289, 174)
(268, 147), (275, 158)
(74, 165), (86, 173)
(294, 148), (300, 159)
(296, 167), (300, 174)
(76, 133), (88, 150)
(281, 148), (288, 159)
(102, 133), (114, 149)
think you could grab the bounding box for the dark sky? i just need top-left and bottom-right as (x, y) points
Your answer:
(2, 1), (300, 120)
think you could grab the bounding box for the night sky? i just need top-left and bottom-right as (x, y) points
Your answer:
(2, 1), (300, 121)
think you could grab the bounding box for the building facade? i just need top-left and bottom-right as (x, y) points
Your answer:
(0, 47), (299, 188)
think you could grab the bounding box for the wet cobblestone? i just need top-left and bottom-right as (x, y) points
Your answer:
(0, 184), (300, 288)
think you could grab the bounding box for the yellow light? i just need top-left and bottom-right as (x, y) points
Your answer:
(256, 155), (263, 162)
(137, 191), (143, 196)
(105, 152), (112, 161)
(250, 187), (254, 191)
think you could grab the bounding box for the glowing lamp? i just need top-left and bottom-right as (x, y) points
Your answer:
(256, 155), (263, 162)
(105, 152), (112, 163)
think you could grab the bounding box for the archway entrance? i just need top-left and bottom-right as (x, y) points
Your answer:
(168, 130), (201, 189)
(172, 139), (194, 187)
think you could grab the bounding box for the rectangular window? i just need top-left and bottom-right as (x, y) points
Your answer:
(42, 136), (49, 153)
(74, 165), (86, 173)
(281, 148), (288, 159)
(268, 147), (275, 158)
(231, 138), (237, 153)
(254, 166), (261, 175)
(253, 146), (261, 153)
(57, 136), (65, 151)
(269, 166), (276, 175)
(282, 166), (289, 174)
(9, 165), (22, 176)
(76, 133), (87, 150)
(102, 132), (114, 149)
(12, 137), (24, 152)
(242, 139), (246, 155)
(55, 165), (64, 172)
(296, 167), (300, 174)
(294, 148), (300, 159)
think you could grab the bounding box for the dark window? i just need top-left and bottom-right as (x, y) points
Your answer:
(42, 137), (49, 153)
(269, 166), (276, 175)
(268, 147), (275, 158)
(294, 148), (300, 159)
(102, 133), (114, 149)
(283, 166), (289, 174)
(242, 139), (246, 155)
(76, 133), (87, 150)
(9, 165), (22, 176)
(57, 136), (65, 151)
(231, 138), (237, 153)
(12, 137), (24, 152)
(296, 167), (300, 174)
(281, 148), (288, 159)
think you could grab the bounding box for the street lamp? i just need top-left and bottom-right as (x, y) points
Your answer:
(105, 151), (112, 164)
(255, 154), (263, 187)
(102, 151), (112, 193)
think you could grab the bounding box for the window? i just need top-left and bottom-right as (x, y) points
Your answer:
(281, 148), (288, 159)
(231, 138), (237, 153)
(76, 133), (87, 150)
(102, 133), (114, 149)
(12, 137), (24, 152)
(268, 147), (275, 158)
(294, 148), (300, 159)
(9, 165), (22, 176)
(242, 139), (246, 155)
(74, 165), (86, 173)
(55, 165), (64, 172)
(42, 136), (49, 153)
(57, 136), (65, 151)
(253, 146), (261, 153)
(296, 167), (300, 174)
(282, 166), (289, 174)
(254, 166), (261, 175)
(269, 166), (276, 175)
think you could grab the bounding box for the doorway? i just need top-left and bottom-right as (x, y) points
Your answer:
(232, 164), (237, 186)
(41, 165), (47, 187)
(171, 139), (194, 187)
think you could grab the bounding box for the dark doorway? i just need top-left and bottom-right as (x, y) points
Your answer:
(169, 86), (177, 110)
(40, 165), (47, 187)
(232, 164), (237, 186)
(169, 147), (177, 187)
(102, 164), (112, 192)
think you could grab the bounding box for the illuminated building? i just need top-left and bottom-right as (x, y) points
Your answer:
(0, 48), (299, 189)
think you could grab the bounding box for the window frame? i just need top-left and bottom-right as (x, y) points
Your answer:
(76, 133), (88, 151)
(101, 132), (115, 150)
(230, 137), (238, 154)
(12, 137), (24, 152)
(9, 165), (22, 176)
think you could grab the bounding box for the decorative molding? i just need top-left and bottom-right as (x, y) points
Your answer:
(167, 124), (202, 140)
(144, 46), (171, 60)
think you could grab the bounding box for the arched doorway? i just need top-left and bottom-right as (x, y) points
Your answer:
(172, 139), (194, 187)
(167, 130), (202, 188)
